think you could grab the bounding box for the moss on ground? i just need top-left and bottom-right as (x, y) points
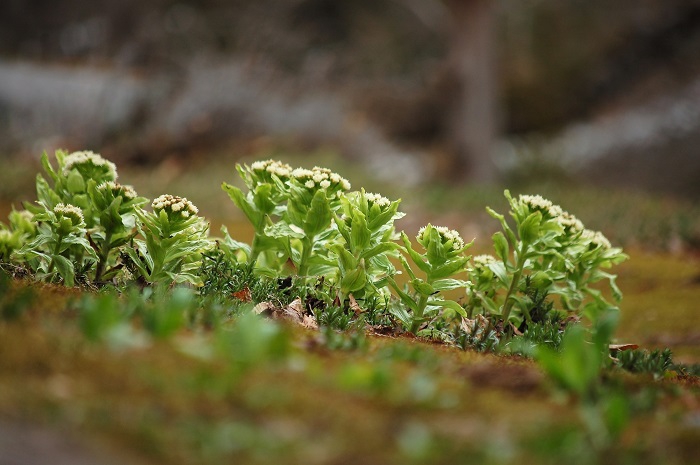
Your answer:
(0, 252), (699, 465)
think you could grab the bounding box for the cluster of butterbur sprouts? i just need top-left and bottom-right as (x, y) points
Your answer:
(1, 151), (631, 353)
(0, 150), (211, 288)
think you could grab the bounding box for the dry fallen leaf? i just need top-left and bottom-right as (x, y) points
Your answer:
(253, 298), (318, 329)
(253, 301), (276, 316)
(348, 294), (363, 315)
(609, 343), (639, 351)
(231, 287), (252, 302)
(302, 314), (319, 330)
(460, 314), (490, 333)
(287, 298), (304, 317)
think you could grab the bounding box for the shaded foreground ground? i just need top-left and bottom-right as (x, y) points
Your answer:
(0, 249), (699, 465)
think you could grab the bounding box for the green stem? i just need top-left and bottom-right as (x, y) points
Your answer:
(250, 216), (272, 265)
(410, 293), (429, 334)
(250, 233), (263, 265)
(297, 237), (313, 277)
(94, 230), (113, 283)
(47, 233), (65, 275)
(501, 241), (528, 323)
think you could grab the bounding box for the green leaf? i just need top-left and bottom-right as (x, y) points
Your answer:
(52, 255), (75, 286)
(387, 303), (413, 331)
(264, 221), (305, 239)
(530, 270), (553, 291)
(349, 210), (371, 252)
(492, 231), (509, 263)
(340, 267), (368, 294)
(411, 278), (435, 296)
(399, 254), (417, 281)
(592, 308), (619, 350)
(40, 151), (58, 182)
(332, 212), (352, 244)
(359, 242), (398, 260)
(367, 201), (403, 232)
(124, 243), (152, 280)
(537, 325), (601, 397)
(220, 225), (252, 259)
(429, 256), (469, 280)
(432, 278), (469, 291)
(35, 175), (61, 207)
(222, 183), (263, 229)
(330, 244), (358, 271)
(253, 183), (276, 215)
(477, 294), (501, 315)
(388, 280), (419, 313)
(62, 235), (97, 256)
(66, 170), (85, 193)
(518, 211), (542, 244)
(425, 227), (447, 265)
(486, 206), (517, 246)
(400, 232), (430, 274)
(427, 298), (466, 318)
(303, 189), (332, 238)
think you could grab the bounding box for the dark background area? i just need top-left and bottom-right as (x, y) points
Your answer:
(1, 0), (700, 197)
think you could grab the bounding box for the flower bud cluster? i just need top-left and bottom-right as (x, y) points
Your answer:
(581, 229), (612, 249)
(518, 194), (563, 218)
(152, 194), (199, 219)
(518, 194), (585, 234)
(97, 181), (137, 200)
(62, 151), (118, 180)
(418, 224), (466, 251)
(471, 254), (498, 269)
(250, 159), (293, 179)
(54, 203), (84, 225)
(557, 211), (584, 233)
(291, 166), (351, 191)
(365, 192), (391, 208)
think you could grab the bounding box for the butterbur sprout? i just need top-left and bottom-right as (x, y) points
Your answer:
(517, 194), (563, 218)
(469, 255), (498, 286)
(418, 224), (466, 252)
(581, 229), (612, 249)
(54, 203), (84, 226)
(97, 181), (138, 200)
(557, 210), (584, 233)
(365, 192), (391, 208)
(471, 254), (498, 269)
(62, 151), (118, 182)
(0, 229), (23, 261)
(152, 194), (199, 219)
(250, 159), (293, 181)
(9, 210), (36, 236)
(292, 166), (351, 192)
(515, 193), (586, 236)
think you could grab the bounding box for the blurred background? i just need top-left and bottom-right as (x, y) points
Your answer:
(1, 0), (700, 250)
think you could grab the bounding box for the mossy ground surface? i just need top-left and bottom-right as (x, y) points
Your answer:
(0, 250), (699, 465)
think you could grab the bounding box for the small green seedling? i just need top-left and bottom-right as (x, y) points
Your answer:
(16, 202), (96, 286)
(477, 190), (628, 327)
(223, 161), (351, 278)
(87, 181), (148, 282)
(126, 195), (213, 286)
(331, 189), (403, 304)
(390, 224), (471, 334)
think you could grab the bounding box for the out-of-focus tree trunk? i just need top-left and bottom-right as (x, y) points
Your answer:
(443, 0), (498, 183)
